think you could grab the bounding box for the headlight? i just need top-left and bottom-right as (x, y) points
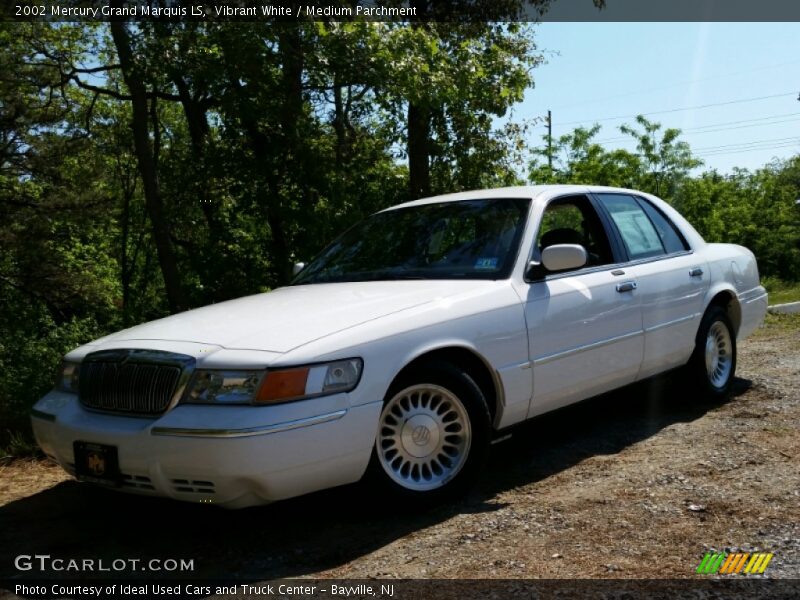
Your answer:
(183, 370), (264, 404)
(55, 361), (80, 393)
(182, 358), (363, 406)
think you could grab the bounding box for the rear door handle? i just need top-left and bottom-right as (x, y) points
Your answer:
(689, 267), (704, 278)
(616, 281), (637, 293)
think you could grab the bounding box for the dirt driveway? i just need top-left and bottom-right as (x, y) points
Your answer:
(1, 315), (798, 580)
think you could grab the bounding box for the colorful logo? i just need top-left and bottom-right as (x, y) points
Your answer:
(696, 552), (774, 575)
(86, 452), (106, 476)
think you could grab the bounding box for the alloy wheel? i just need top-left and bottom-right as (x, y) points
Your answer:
(376, 384), (472, 492)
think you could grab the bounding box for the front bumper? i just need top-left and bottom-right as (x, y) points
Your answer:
(31, 391), (381, 508)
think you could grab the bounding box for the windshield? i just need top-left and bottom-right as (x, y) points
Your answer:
(293, 198), (531, 284)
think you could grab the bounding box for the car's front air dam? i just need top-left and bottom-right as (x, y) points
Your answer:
(30, 391), (382, 508)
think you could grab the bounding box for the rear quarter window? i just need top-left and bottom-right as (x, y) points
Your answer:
(636, 198), (689, 254)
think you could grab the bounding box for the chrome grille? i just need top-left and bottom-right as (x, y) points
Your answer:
(79, 349), (194, 416)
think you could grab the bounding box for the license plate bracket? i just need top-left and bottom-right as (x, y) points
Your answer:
(73, 441), (122, 487)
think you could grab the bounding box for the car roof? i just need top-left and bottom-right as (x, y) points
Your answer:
(378, 184), (707, 250)
(383, 185), (649, 211)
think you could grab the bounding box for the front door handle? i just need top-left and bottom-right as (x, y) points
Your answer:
(689, 267), (704, 278)
(616, 281), (638, 293)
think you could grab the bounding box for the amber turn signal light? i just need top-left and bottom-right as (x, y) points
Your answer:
(255, 368), (310, 404)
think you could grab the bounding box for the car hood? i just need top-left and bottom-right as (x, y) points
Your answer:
(91, 280), (496, 353)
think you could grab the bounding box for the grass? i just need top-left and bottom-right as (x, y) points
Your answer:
(752, 312), (800, 338)
(762, 277), (800, 305)
(0, 428), (41, 460)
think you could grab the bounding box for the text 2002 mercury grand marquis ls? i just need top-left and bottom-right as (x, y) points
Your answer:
(32, 186), (768, 507)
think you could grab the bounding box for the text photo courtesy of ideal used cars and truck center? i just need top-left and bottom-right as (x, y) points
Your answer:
(1, 1), (799, 599)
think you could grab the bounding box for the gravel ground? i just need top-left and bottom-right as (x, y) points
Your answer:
(0, 315), (798, 581)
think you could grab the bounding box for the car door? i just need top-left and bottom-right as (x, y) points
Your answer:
(520, 194), (644, 418)
(593, 193), (709, 379)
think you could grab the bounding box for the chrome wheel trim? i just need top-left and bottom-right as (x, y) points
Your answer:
(376, 384), (472, 492)
(705, 320), (733, 388)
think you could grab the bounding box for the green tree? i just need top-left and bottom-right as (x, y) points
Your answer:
(0, 23), (121, 449)
(382, 20), (540, 198)
(529, 116), (702, 200)
(529, 124), (643, 187)
(674, 160), (800, 281)
(619, 115), (702, 197)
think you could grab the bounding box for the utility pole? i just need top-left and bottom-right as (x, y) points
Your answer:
(547, 109), (553, 172)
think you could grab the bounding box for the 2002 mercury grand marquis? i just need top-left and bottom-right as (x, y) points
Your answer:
(32, 186), (768, 507)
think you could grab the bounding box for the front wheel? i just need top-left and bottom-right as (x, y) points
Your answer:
(368, 361), (491, 504)
(686, 306), (737, 400)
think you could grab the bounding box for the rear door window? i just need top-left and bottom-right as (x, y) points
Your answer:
(596, 194), (665, 260)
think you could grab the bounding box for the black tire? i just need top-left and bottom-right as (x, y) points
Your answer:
(366, 360), (491, 506)
(686, 306), (737, 400)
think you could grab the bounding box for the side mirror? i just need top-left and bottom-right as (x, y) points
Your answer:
(292, 262), (305, 276)
(541, 244), (587, 272)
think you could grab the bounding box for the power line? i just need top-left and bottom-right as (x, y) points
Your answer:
(594, 112), (800, 144)
(552, 59), (800, 111)
(692, 135), (799, 153)
(695, 141), (800, 158)
(591, 134), (800, 155)
(553, 92), (797, 127)
(697, 139), (800, 154)
(597, 119), (800, 144)
(680, 111), (800, 132)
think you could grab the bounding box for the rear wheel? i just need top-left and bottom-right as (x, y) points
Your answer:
(686, 306), (737, 400)
(369, 361), (491, 504)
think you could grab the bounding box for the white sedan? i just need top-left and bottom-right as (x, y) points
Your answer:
(32, 185), (768, 507)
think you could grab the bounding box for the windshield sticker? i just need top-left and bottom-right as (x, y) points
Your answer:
(475, 257), (498, 270)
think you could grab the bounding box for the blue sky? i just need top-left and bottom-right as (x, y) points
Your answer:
(511, 22), (800, 174)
